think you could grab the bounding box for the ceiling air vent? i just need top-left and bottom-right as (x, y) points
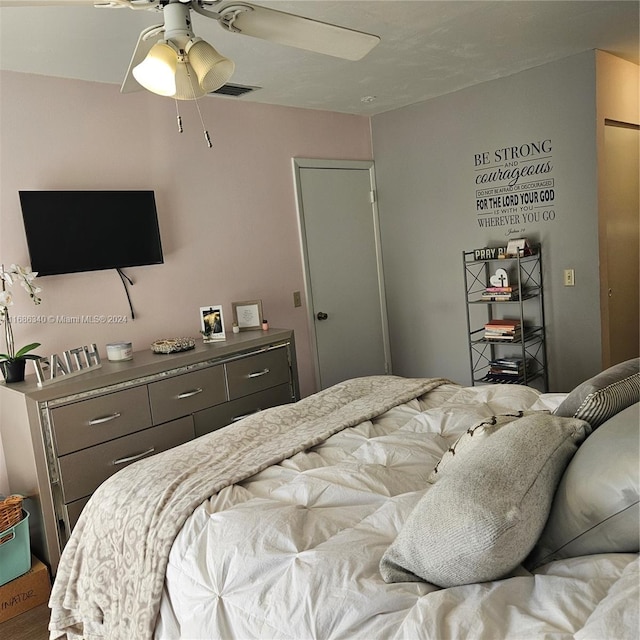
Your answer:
(209, 83), (261, 97)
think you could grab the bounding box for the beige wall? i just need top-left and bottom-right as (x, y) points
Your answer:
(596, 51), (640, 124)
(0, 71), (373, 493)
(0, 71), (373, 400)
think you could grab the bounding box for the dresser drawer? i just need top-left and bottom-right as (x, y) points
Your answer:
(64, 496), (90, 533)
(51, 386), (153, 456)
(58, 416), (194, 503)
(148, 366), (226, 425)
(194, 383), (293, 438)
(226, 348), (290, 400)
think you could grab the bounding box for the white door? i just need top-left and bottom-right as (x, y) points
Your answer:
(293, 159), (391, 390)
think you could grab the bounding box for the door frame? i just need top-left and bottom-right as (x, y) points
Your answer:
(598, 119), (640, 367)
(292, 157), (392, 390)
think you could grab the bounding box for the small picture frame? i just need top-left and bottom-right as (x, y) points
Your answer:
(200, 305), (226, 342)
(232, 299), (263, 331)
(506, 238), (531, 257)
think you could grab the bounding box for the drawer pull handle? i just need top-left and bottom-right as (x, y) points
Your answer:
(112, 447), (156, 466)
(177, 388), (204, 399)
(247, 368), (270, 379)
(231, 408), (262, 422)
(88, 412), (122, 426)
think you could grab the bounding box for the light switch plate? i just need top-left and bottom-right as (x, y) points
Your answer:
(564, 269), (575, 286)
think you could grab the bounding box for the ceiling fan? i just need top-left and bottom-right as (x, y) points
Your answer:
(0, 0), (381, 100)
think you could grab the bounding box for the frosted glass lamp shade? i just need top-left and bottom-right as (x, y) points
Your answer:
(131, 36), (234, 100)
(132, 42), (177, 96)
(173, 61), (208, 100)
(187, 39), (235, 93)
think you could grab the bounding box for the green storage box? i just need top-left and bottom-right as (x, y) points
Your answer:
(0, 509), (31, 586)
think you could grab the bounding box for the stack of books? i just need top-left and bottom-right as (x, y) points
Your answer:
(481, 286), (519, 301)
(484, 319), (521, 341)
(486, 357), (530, 383)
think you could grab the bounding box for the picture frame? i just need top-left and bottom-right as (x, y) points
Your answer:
(200, 305), (226, 342)
(506, 238), (532, 257)
(231, 299), (263, 331)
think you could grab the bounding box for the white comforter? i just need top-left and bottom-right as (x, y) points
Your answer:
(156, 383), (639, 640)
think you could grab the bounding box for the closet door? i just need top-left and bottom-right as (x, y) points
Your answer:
(294, 159), (391, 390)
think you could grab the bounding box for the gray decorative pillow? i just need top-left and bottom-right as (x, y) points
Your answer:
(527, 402), (639, 569)
(428, 411), (544, 483)
(555, 358), (639, 429)
(380, 414), (590, 588)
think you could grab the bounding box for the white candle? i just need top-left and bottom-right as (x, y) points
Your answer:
(106, 342), (133, 361)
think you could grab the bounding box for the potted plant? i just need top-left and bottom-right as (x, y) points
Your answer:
(0, 264), (42, 383)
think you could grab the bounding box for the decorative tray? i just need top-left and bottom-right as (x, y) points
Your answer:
(151, 337), (196, 354)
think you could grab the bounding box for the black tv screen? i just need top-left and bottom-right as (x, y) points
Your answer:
(19, 190), (164, 276)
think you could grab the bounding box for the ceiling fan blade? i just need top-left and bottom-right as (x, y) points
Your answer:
(0, 0), (99, 5)
(217, 3), (380, 61)
(121, 24), (163, 94)
(0, 0), (151, 7)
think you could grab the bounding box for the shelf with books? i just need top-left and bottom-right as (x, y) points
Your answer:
(480, 355), (534, 384)
(478, 359), (545, 385)
(473, 287), (540, 303)
(478, 371), (546, 385)
(469, 326), (544, 345)
(462, 244), (548, 391)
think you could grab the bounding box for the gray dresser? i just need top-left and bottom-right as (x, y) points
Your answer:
(0, 329), (298, 575)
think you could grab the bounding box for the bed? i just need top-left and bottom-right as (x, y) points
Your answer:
(48, 359), (639, 640)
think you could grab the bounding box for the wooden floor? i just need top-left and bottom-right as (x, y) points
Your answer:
(0, 602), (50, 640)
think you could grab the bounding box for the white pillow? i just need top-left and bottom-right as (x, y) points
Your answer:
(380, 413), (590, 587)
(527, 402), (639, 568)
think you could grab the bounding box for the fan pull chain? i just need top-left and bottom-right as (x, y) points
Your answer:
(193, 93), (212, 148)
(185, 62), (213, 149)
(175, 100), (183, 134)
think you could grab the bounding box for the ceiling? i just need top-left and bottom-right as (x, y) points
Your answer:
(0, 1), (638, 115)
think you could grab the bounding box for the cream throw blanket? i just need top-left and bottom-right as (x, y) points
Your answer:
(49, 375), (449, 640)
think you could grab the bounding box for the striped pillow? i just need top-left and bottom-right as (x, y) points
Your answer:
(555, 358), (639, 429)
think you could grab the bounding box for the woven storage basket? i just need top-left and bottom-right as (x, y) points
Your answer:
(0, 495), (24, 534)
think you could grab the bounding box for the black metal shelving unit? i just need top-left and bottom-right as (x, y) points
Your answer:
(462, 245), (549, 391)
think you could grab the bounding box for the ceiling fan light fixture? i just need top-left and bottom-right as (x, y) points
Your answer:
(132, 41), (178, 97)
(186, 38), (235, 93)
(172, 59), (207, 100)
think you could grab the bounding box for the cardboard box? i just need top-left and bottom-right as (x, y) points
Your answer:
(0, 555), (51, 623)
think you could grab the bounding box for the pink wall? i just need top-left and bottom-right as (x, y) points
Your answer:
(0, 71), (373, 399)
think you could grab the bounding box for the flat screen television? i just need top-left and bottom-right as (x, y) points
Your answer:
(19, 190), (164, 276)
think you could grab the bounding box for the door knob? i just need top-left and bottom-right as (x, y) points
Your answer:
(316, 312), (328, 321)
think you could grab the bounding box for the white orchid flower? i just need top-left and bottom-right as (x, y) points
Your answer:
(0, 263), (43, 365)
(10, 264), (37, 281)
(3, 264), (42, 305)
